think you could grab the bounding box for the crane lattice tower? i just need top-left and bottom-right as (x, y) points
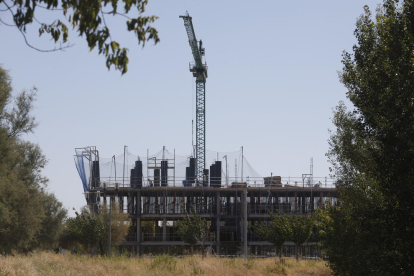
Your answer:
(180, 12), (208, 181)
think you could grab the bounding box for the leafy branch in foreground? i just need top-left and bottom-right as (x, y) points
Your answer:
(0, 0), (160, 74)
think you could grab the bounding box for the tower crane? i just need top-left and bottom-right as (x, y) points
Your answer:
(179, 12), (208, 182)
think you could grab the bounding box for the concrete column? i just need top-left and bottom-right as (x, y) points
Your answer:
(163, 218), (167, 254)
(120, 194), (124, 212)
(216, 191), (220, 255)
(136, 191), (141, 215)
(243, 189), (248, 259)
(163, 218), (167, 241)
(136, 191), (141, 256)
(136, 218), (141, 256)
(310, 191), (314, 212)
(163, 191), (166, 214)
(320, 191), (323, 208)
(294, 192), (298, 214)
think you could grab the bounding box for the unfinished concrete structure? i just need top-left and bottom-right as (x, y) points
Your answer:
(75, 146), (337, 257)
(73, 13), (337, 257)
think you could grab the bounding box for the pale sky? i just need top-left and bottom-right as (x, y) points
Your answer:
(0, 0), (382, 216)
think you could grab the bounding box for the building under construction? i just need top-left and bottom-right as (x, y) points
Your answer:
(74, 12), (337, 258)
(74, 146), (337, 257)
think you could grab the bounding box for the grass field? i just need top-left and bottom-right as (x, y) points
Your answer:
(0, 252), (332, 276)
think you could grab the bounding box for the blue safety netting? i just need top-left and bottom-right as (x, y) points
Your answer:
(74, 149), (89, 192)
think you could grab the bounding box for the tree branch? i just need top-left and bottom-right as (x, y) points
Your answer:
(102, 11), (130, 20)
(0, 17), (16, 26)
(3, 0), (74, 52)
(101, 9), (113, 42)
(36, 4), (64, 11)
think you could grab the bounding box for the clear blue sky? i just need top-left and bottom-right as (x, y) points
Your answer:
(0, 0), (382, 216)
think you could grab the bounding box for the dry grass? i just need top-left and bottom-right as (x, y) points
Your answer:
(0, 252), (332, 276)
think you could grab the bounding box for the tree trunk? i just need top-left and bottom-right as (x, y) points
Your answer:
(278, 246), (283, 263)
(99, 241), (105, 256)
(295, 244), (299, 261)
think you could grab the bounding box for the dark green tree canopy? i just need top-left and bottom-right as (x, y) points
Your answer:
(254, 213), (290, 260)
(0, 65), (67, 254)
(254, 214), (314, 260)
(60, 203), (130, 255)
(324, 1), (414, 275)
(289, 215), (313, 246)
(176, 207), (208, 256)
(0, 0), (160, 74)
(61, 206), (106, 254)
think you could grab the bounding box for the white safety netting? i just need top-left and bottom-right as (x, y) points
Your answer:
(75, 146), (263, 189)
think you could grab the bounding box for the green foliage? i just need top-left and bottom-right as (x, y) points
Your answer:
(254, 214), (290, 260)
(324, 1), (414, 275)
(36, 193), (68, 249)
(176, 208), (208, 256)
(61, 206), (106, 255)
(0, 65), (67, 254)
(0, 0), (160, 74)
(289, 215), (313, 246)
(255, 214), (314, 260)
(99, 202), (131, 249)
(60, 203), (131, 255)
(0, 176), (45, 253)
(289, 215), (314, 260)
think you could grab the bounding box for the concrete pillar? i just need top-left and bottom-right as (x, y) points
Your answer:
(163, 218), (167, 241)
(243, 189), (248, 259)
(294, 192), (298, 213)
(163, 218), (167, 254)
(216, 191), (220, 255)
(310, 191), (314, 212)
(320, 191), (323, 208)
(136, 191), (141, 256)
(163, 191), (166, 214)
(120, 194), (124, 211)
(136, 218), (141, 256)
(136, 191), (141, 215)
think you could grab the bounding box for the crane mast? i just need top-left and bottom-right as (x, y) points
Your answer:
(180, 12), (208, 182)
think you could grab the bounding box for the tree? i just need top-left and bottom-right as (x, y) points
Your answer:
(0, 0), (160, 74)
(176, 208), (208, 257)
(324, 1), (414, 275)
(254, 213), (290, 261)
(60, 203), (131, 255)
(0, 176), (45, 253)
(323, 104), (388, 276)
(288, 215), (313, 261)
(99, 201), (131, 255)
(0, 64), (67, 254)
(61, 206), (106, 255)
(36, 193), (68, 249)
